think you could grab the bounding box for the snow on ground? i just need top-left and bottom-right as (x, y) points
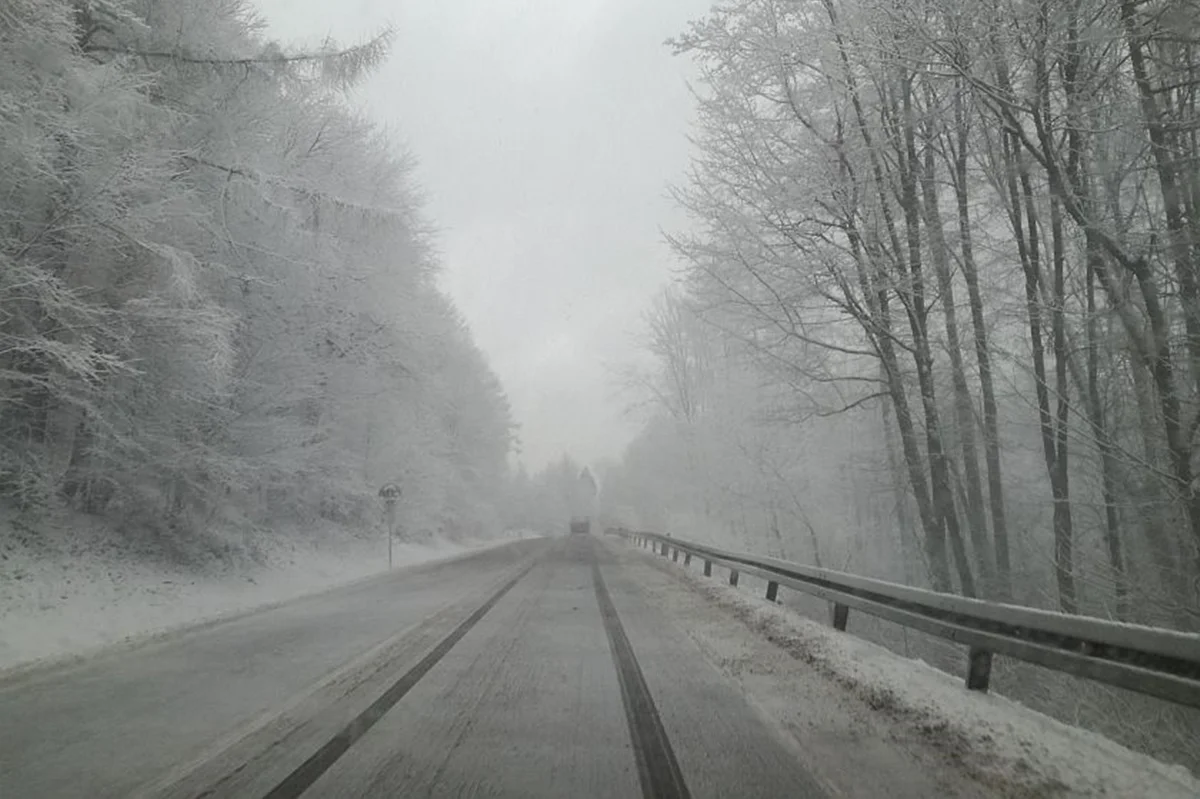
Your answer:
(612, 536), (1200, 799)
(0, 513), (537, 673)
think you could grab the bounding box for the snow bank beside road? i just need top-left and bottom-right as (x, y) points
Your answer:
(0, 517), (532, 673)
(621, 541), (1200, 799)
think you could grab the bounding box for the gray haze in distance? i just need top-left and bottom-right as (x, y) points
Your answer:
(253, 0), (710, 469)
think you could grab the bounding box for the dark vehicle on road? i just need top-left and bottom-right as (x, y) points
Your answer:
(569, 516), (590, 534)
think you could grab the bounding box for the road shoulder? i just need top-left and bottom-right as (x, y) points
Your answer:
(602, 536), (1200, 799)
(0, 535), (538, 683)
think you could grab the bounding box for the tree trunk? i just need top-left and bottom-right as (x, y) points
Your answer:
(950, 78), (1011, 598)
(1058, 7), (1127, 618)
(1120, 0), (1200, 572)
(881, 368), (922, 585)
(846, 225), (950, 591)
(1084, 245), (1129, 619)
(822, 1), (955, 591)
(1002, 125), (1075, 612)
(893, 74), (976, 596)
(921, 109), (995, 593)
(1129, 347), (1194, 627)
(1049, 196), (1077, 613)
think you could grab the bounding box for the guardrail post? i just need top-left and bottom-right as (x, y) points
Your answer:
(831, 602), (849, 631)
(671, 547), (679, 562)
(729, 569), (740, 587)
(703, 559), (712, 576)
(660, 542), (669, 557)
(766, 581), (779, 602)
(966, 647), (993, 692)
(683, 552), (692, 566)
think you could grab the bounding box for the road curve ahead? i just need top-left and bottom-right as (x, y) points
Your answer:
(0, 535), (827, 799)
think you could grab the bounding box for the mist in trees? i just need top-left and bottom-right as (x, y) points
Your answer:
(595, 0), (1200, 761)
(1, 0), (514, 557)
(503, 455), (605, 536)
(602, 0), (1200, 632)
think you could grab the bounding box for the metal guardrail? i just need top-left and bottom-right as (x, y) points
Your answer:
(606, 528), (1200, 709)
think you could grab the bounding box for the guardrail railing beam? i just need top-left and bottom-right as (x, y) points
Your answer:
(606, 527), (1200, 710)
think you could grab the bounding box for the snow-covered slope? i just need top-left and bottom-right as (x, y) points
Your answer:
(0, 513), (531, 672)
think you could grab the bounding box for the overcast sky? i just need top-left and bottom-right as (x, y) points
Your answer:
(253, 0), (710, 470)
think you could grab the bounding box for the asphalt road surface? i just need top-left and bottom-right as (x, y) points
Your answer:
(0, 535), (831, 798)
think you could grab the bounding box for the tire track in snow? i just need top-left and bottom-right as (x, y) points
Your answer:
(591, 543), (692, 799)
(259, 561), (534, 799)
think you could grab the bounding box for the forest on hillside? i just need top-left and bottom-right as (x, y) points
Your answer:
(0, 0), (513, 558)
(599, 0), (1200, 768)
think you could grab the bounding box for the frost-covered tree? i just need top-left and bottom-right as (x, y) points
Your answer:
(605, 0), (1200, 769)
(1, 0), (513, 554)
(625, 0), (1200, 623)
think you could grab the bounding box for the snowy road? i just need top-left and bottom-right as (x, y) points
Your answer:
(0, 535), (967, 799)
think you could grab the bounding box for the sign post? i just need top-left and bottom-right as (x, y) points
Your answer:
(378, 483), (402, 570)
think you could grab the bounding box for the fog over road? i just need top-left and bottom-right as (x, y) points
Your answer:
(1, 536), (982, 799)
